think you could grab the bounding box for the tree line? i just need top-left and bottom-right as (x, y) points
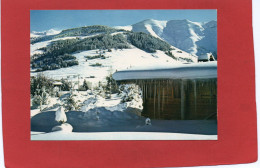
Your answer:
(31, 28), (175, 72)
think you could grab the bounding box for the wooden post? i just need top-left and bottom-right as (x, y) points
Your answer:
(193, 80), (197, 117)
(181, 80), (185, 120)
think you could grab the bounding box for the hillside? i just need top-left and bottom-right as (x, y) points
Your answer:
(30, 25), (197, 85)
(115, 19), (217, 59)
(31, 25), (124, 44)
(31, 25), (197, 73)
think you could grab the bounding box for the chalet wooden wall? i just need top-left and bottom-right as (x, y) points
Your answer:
(119, 78), (217, 120)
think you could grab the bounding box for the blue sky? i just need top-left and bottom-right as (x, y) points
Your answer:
(31, 10), (217, 32)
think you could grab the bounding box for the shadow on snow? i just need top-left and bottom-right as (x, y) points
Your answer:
(31, 107), (217, 135)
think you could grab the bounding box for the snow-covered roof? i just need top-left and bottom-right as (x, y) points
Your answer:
(113, 62), (217, 81)
(198, 53), (214, 60)
(53, 81), (63, 85)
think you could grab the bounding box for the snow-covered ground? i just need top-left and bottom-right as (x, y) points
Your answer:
(31, 88), (142, 116)
(31, 46), (196, 86)
(31, 131), (217, 140)
(31, 105), (217, 140)
(31, 89), (217, 140)
(31, 96), (62, 117)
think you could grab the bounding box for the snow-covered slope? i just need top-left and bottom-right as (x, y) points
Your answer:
(131, 19), (167, 40)
(31, 47), (192, 85)
(30, 36), (78, 56)
(115, 19), (167, 40)
(30, 26), (198, 85)
(30, 29), (61, 38)
(162, 19), (204, 55)
(115, 19), (217, 58)
(30, 34), (102, 56)
(197, 21), (217, 58)
(114, 25), (132, 31)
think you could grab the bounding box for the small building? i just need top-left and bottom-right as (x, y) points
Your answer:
(198, 53), (216, 62)
(53, 81), (63, 92)
(113, 62), (217, 120)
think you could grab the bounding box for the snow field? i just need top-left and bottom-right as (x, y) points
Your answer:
(31, 47), (196, 86)
(31, 131), (217, 140)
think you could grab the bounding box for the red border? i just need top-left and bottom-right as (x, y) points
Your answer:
(1, 0), (257, 167)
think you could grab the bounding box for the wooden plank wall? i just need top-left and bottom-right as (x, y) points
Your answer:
(119, 78), (217, 120)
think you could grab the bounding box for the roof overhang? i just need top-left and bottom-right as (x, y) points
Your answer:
(113, 62), (217, 81)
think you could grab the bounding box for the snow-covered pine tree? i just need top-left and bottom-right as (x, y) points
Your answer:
(82, 79), (89, 91)
(55, 106), (67, 123)
(41, 86), (50, 105)
(31, 86), (50, 110)
(105, 74), (118, 98)
(60, 78), (71, 91)
(64, 94), (79, 111)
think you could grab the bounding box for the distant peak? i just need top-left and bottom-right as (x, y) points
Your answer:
(144, 18), (155, 21)
(168, 19), (191, 23)
(30, 29), (61, 36)
(137, 19), (156, 24)
(206, 20), (217, 24)
(133, 19), (167, 28)
(203, 20), (217, 28)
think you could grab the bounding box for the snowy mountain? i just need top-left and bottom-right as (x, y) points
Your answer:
(115, 19), (167, 40)
(30, 25), (197, 85)
(162, 20), (204, 55)
(132, 19), (167, 40)
(115, 19), (217, 59)
(197, 21), (217, 58)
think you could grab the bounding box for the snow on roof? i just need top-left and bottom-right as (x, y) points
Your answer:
(112, 62), (217, 81)
(53, 81), (63, 85)
(198, 53), (213, 60)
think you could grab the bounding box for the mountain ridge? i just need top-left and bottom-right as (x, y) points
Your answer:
(31, 25), (198, 72)
(31, 19), (217, 59)
(114, 19), (217, 58)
